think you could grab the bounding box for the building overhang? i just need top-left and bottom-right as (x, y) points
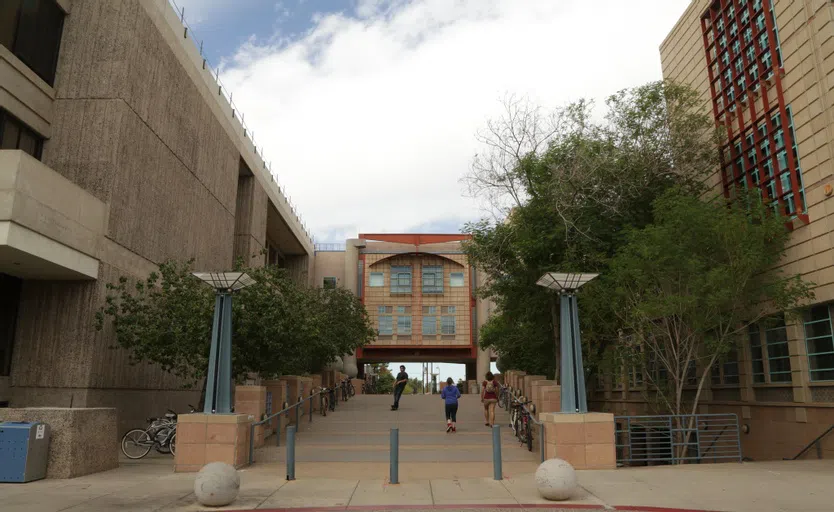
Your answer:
(0, 150), (107, 280)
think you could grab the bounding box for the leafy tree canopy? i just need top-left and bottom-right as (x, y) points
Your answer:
(95, 260), (376, 386)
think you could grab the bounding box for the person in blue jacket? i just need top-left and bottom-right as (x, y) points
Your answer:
(441, 377), (461, 433)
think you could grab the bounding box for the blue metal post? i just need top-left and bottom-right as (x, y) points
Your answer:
(249, 423), (255, 464)
(569, 294), (588, 413)
(286, 426), (296, 481)
(492, 425), (503, 480)
(204, 293), (234, 413)
(390, 428), (399, 484)
(559, 293), (576, 413)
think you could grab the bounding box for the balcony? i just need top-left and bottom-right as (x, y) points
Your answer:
(0, 150), (107, 279)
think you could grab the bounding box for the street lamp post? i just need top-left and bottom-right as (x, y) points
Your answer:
(536, 272), (598, 414)
(193, 272), (256, 414)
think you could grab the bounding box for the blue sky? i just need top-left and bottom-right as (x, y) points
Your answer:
(169, 0), (692, 243)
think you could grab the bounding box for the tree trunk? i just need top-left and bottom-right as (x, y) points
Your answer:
(551, 296), (561, 383)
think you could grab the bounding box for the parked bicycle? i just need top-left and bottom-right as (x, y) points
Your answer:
(319, 386), (337, 416)
(498, 385), (510, 410)
(509, 398), (534, 452)
(340, 378), (355, 401)
(121, 405), (195, 459)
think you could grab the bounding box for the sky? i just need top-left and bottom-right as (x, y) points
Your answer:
(168, 0), (692, 243)
(389, 361), (500, 391)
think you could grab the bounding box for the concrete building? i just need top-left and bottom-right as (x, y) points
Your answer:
(313, 234), (495, 383)
(0, 0), (313, 432)
(591, 0), (834, 460)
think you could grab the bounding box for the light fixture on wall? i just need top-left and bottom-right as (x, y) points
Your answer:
(742, 424), (750, 434)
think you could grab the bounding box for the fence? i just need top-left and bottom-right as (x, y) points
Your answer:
(614, 414), (742, 466)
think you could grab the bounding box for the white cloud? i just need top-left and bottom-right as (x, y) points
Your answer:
(219, 0), (691, 242)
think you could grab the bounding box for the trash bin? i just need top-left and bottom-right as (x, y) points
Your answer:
(0, 422), (51, 482)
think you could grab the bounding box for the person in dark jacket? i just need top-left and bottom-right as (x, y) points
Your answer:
(440, 377), (461, 432)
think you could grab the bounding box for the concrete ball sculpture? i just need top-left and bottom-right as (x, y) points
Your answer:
(194, 462), (240, 507)
(535, 458), (578, 501)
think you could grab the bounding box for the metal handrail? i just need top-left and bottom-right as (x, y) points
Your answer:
(248, 389), (324, 464)
(785, 424), (834, 460)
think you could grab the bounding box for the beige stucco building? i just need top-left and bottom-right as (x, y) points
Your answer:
(1, 0), (314, 433)
(313, 234), (495, 382)
(592, 0), (834, 461)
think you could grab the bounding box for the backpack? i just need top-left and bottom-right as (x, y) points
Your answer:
(485, 380), (495, 393)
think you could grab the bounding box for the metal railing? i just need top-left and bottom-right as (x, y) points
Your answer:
(314, 243), (347, 252)
(614, 414), (742, 466)
(785, 424), (834, 460)
(248, 389), (324, 465)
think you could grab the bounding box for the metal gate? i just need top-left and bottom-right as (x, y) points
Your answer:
(614, 414), (742, 466)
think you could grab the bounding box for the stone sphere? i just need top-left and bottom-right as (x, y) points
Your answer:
(194, 462), (240, 507)
(326, 356), (344, 372)
(535, 458), (578, 501)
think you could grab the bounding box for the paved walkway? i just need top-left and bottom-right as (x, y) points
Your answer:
(1, 395), (833, 511)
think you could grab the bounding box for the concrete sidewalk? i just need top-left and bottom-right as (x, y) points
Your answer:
(1, 459), (833, 511)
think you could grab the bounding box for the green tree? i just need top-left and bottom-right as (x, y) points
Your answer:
(404, 377), (423, 394)
(603, 189), (813, 424)
(95, 260), (376, 398)
(464, 81), (719, 381)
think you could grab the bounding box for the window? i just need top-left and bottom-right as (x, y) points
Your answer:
(422, 315), (437, 335)
(450, 272), (465, 287)
(1, 0), (65, 86)
(749, 324), (765, 383)
(390, 266), (412, 294)
(441, 315), (456, 335)
(378, 314), (393, 336)
(0, 110), (44, 160)
(711, 347), (740, 385)
(805, 305), (834, 382)
(396, 315), (412, 335)
(369, 272), (384, 287)
(765, 316), (792, 383)
(322, 277), (337, 289)
(422, 265), (443, 294)
(0, 273), (22, 377)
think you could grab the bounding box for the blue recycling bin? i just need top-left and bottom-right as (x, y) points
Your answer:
(0, 422), (51, 483)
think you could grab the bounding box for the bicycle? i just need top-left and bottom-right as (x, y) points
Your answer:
(498, 385), (510, 410)
(319, 387), (330, 416)
(121, 406), (194, 459)
(510, 399), (534, 452)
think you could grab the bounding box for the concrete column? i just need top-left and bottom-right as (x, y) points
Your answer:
(465, 361), (477, 380)
(476, 346), (491, 382)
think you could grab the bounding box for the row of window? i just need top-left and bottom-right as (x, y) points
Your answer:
(377, 306), (457, 336)
(1, 0), (64, 86)
(609, 304), (834, 391)
(369, 266), (466, 294)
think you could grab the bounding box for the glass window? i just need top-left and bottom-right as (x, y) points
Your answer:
(749, 324), (765, 383)
(378, 315), (393, 336)
(0, 110), (44, 159)
(765, 316), (792, 382)
(396, 315), (412, 335)
(422, 265), (443, 294)
(369, 272), (384, 287)
(323, 277), (337, 289)
(805, 305), (834, 382)
(1, 0), (65, 86)
(0, 273), (22, 377)
(422, 316), (437, 335)
(390, 266), (412, 294)
(450, 272), (465, 287)
(441, 315), (456, 335)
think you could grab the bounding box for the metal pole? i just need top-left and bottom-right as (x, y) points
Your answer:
(295, 397), (300, 427)
(540, 423), (546, 463)
(276, 418), (281, 447)
(390, 428), (399, 484)
(309, 392), (313, 422)
(286, 426), (296, 481)
(249, 423), (255, 465)
(492, 425), (503, 480)
(559, 293), (575, 413)
(570, 294), (588, 413)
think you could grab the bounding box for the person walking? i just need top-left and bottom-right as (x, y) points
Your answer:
(440, 377), (460, 432)
(391, 365), (408, 411)
(481, 371), (499, 427)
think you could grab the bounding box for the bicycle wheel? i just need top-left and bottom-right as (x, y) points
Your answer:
(321, 396), (328, 416)
(169, 432), (177, 457)
(525, 418), (533, 452)
(348, 383), (355, 397)
(121, 428), (153, 459)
